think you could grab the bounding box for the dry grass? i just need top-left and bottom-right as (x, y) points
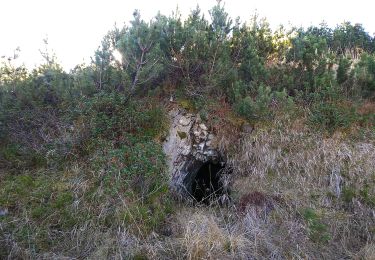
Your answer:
(355, 243), (375, 259)
(174, 209), (248, 259)
(141, 203), (311, 259)
(357, 101), (375, 115)
(227, 116), (375, 258)
(1, 106), (374, 259)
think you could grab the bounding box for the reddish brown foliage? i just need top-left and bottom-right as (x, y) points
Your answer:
(238, 191), (271, 212)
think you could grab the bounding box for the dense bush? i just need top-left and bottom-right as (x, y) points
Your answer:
(309, 101), (356, 133)
(234, 85), (293, 121)
(354, 53), (375, 98)
(79, 92), (166, 140)
(0, 88), (171, 255)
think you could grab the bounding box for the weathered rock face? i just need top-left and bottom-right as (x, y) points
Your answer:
(163, 109), (220, 199)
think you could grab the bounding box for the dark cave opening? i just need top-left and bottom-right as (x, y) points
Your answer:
(191, 161), (226, 204)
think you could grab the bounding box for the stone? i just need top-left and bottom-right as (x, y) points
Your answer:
(179, 116), (191, 126)
(204, 149), (217, 157)
(196, 114), (202, 123)
(199, 123), (208, 131)
(0, 208), (8, 216)
(200, 131), (208, 139)
(181, 146), (191, 156)
(163, 108), (220, 199)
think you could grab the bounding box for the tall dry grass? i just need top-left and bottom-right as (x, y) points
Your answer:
(227, 117), (375, 258)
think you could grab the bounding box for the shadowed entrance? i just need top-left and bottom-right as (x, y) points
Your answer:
(191, 161), (225, 203)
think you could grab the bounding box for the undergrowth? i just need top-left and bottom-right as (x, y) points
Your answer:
(0, 92), (173, 258)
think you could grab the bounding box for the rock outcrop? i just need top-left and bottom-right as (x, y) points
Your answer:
(163, 109), (221, 199)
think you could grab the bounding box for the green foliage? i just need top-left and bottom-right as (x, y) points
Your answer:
(70, 64), (97, 96)
(332, 22), (373, 56)
(302, 208), (331, 243)
(342, 186), (356, 203)
(0, 172), (85, 252)
(309, 102), (356, 133)
(53, 192), (74, 209)
(0, 90), (172, 253)
(179, 99), (195, 111)
(99, 141), (166, 194)
(337, 57), (352, 85)
(122, 194), (173, 235)
(231, 21), (268, 86)
(0, 49), (81, 170)
(359, 185), (375, 207)
(77, 93), (171, 233)
(84, 130), (171, 235)
(339, 184), (375, 206)
(87, 5), (374, 114)
(80, 92), (167, 140)
(235, 85), (272, 120)
(117, 11), (167, 91)
(354, 53), (375, 98)
(0, 48), (28, 92)
(234, 85), (293, 121)
(0, 143), (47, 169)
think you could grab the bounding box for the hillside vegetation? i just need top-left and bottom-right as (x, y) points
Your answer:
(0, 2), (374, 259)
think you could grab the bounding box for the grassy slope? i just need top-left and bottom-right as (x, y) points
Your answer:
(1, 95), (374, 259)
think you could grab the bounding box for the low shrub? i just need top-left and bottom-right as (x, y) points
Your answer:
(355, 53), (375, 99)
(309, 101), (356, 133)
(78, 92), (167, 140)
(234, 85), (294, 121)
(302, 208), (331, 243)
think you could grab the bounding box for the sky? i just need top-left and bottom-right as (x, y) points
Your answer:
(1, 0), (374, 71)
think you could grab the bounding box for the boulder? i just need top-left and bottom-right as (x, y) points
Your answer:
(163, 108), (220, 199)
